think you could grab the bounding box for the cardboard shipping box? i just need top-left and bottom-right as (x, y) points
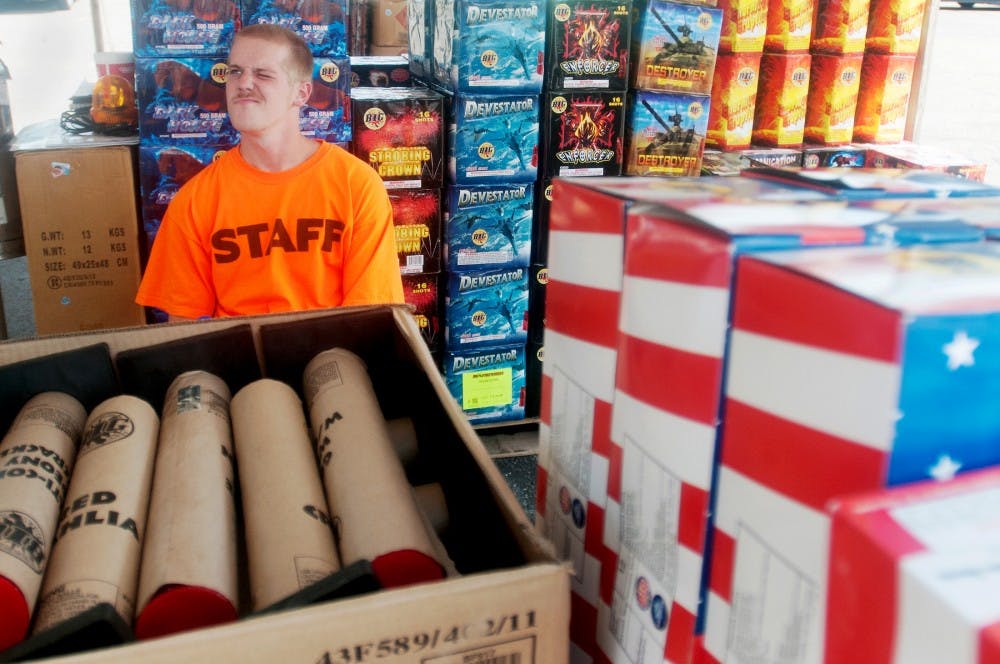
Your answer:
(0, 305), (570, 662)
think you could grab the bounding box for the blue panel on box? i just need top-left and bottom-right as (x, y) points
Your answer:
(300, 58), (351, 143)
(240, 0), (349, 57)
(444, 343), (527, 424)
(445, 184), (534, 270)
(138, 144), (227, 209)
(136, 57), (239, 146)
(449, 93), (539, 184)
(445, 266), (529, 349)
(131, 0), (238, 57)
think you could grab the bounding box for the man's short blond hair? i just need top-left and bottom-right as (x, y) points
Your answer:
(233, 24), (313, 83)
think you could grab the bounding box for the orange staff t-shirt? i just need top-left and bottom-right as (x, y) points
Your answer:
(136, 142), (404, 319)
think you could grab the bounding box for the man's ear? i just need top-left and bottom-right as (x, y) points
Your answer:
(294, 80), (313, 108)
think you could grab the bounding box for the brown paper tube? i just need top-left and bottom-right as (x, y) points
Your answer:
(31, 395), (159, 635)
(303, 349), (445, 589)
(412, 483), (448, 535)
(0, 392), (85, 651)
(231, 379), (341, 611)
(385, 417), (418, 466)
(134, 371), (239, 640)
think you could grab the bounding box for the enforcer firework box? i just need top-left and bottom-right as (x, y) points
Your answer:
(716, 0), (767, 53)
(240, 0), (348, 57)
(445, 265), (529, 349)
(349, 55), (412, 87)
(852, 53), (915, 144)
(401, 272), (443, 348)
(751, 52), (810, 148)
(300, 57), (351, 143)
(532, 180), (553, 265)
(135, 57), (238, 146)
(443, 342), (527, 424)
(764, 0), (813, 52)
(445, 183), (534, 271)
(865, 0), (927, 54)
(804, 53), (863, 146)
(432, 0), (546, 93)
(390, 188), (442, 275)
(706, 52), (761, 151)
(866, 142), (989, 183)
(702, 242), (1000, 664)
(541, 90), (626, 178)
(624, 90), (710, 176)
(349, 87), (445, 189)
(131, 0), (239, 58)
(449, 92), (540, 184)
(811, 0), (871, 54)
(631, 0), (723, 95)
(544, 0), (632, 91)
(801, 144), (866, 167)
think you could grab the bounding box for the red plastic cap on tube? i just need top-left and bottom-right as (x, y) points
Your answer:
(371, 550), (445, 589)
(134, 585), (238, 640)
(0, 576), (29, 651)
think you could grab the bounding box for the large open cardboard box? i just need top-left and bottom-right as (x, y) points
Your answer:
(0, 304), (570, 663)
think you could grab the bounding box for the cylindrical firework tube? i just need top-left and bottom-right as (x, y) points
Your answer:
(385, 417), (418, 466)
(134, 371), (239, 640)
(304, 349), (445, 588)
(32, 395), (159, 635)
(231, 379), (341, 611)
(0, 392), (85, 651)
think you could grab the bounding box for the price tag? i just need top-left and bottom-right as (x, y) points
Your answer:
(461, 368), (512, 409)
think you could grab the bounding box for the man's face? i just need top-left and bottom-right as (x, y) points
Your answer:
(225, 36), (310, 136)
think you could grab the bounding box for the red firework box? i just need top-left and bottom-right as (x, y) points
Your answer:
(401, 273), (443, 349)
(852, 53), (915, 144)
(804, 53), (863, 145)
(811, 0), (871, 54)
(764, 0), (814, 52)
(631, 0), (724, 96)
(389, 188), (442, 275)
(544, 0), (632, 91)
(707, 52), (762, 150)
(717, 0), (767, 53)
(349, 87), (445, 189)
(865, 0), (927, 54)
(541, 90), (626, 178)
(751, 52), (811, 148)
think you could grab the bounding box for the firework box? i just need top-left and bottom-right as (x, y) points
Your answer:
(137, 144), (225, 245)
(700, 148), (743, 174)
(350, 87), (445, 189)
(528, 263), (548, 344)
(445, 266), (529, 350)
(299, 57), (351, 143)
(764, 0), (813, 52)
(716, 0), (767, 53)
(811, 0), (871, 54)
(751, 52), (810, 148)
(390, 188), (442, 275)
(431, 0), (546, 93)
(801, 144), (866, 167)
(743, 166), (1000, 198)
(532, 180), (553, 265)
(804, 53), (863, 146)
(443, 342), (527, 424)
(130, 0), (239, 58)
(706, 52), (761, 151)
(445, 183), (534, 271)
(449, 92), (540, 184)
(865, 0), (926, 54)
(544, 0), (632, 91)
(631, 0), (723, 95)
(0, 305), (569, 662)
(135, 57), (238, 147)
(349, 55), (412, 87)
(240, 0), (348, 57)
(702, 242), (1000, 664)
(866, 142), (989, 183)
(740, 146), (803, 166)
(406, 0), (431, 78)
(625, 90), (710, 177)
(401, 272), (442, 348)
(541, 90), (626, 178)
(826, 467), (1000, 664)
(525, 341), (543, 418)
(852, 54), (915, 144)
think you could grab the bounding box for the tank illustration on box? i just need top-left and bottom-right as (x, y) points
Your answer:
(632, 0), (723, 94)
(641, 100), (695, 154)
(652, 8), (711, 64)
(626, 90), (709, 176)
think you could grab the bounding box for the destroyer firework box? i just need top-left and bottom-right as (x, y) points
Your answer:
(406, 0), (432, 78)
(751, 52), (810, 148)
(802, 144), (866, 167)
(135, 57), (238, 146)
(349, 87), (445, 189)
(827, 467), (1000, 664)
(544, 0), (632, 91)
(445, 183), (534, 270)
(532, 180), (553, 264)
(449, 92), (540, 184)
(804, 53), (863, 145)
(764, 0), (813, 51)
(131, 0), (239, 57)
(866, 142), (989, 183)
(300, 57), (350, 143)
(240, 0), (348, 57)
(390, 188), (442, 275)
(401, 272), (442, 348)
(852, 54), (915, 144)
(716, 0), (767, 53)
(625, 90), (710, 176)
(631, 0), (723, 95)
(525, 341), (544, 418)
(740, 146), (803, 167)
(432, 0), (546, 93)
(701, 242), (1000, 664)
(706, 52), (761, 150)
(865, 0), (927, 54)
(811, 0), (871, 54)
(528, 263), (548, 344)
(349, 55), (412, 87)
(445, 265), (529, 349)
(541, 90), (626, 178)
(443, 342), (527, 424)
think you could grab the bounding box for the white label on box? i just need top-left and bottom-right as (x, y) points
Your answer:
(890, 487), (1000, 551)
(548, 367), (595, 495)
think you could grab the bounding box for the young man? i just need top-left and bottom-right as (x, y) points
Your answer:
(136, 24), (404, 320)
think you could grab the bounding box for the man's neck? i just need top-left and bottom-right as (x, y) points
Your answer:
(238, 130), (320, 173)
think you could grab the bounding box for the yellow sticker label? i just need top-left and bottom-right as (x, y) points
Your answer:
(462, 368), (512, 410)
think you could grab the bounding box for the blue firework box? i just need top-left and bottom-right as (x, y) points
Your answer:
(300, 57), (351, 143)
(445, 265), (529, 349)
(445, 183), (534, 271)
(131, 0), (239, 57)
(432, 0), (545, 93)
(136, 56), (239, 146)
(240, 0), (349, 57)
(138, 144), (226, 210)
(443, 343), (527, 424)
(449, 92), (540, 184)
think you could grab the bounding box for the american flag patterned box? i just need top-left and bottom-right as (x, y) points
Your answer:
(826, 466), (1000, 664)
(702, 242), (1000, 664)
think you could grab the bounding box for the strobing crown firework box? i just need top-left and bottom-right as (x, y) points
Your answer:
(706, 52), (761, 150)
(545, 0), (632, 91)
(852, 53), (915, 144)
(716, 0), (767, 53)
(865, 0), (927, 54)
(136, 57), (238, 146)
(300, 57), (351, 143)
(240, 0), (348, 57)
(445, 265), (529, 349)
(131, 0), (239, 57)
(625, 89), (710, 176)
(449, 92), (540, 184)
(811, 0), (871, 54)
(764, 0), (813, 52)
(804, 53), (863, 145)
(445, 183), (534, 271)
(390, 188), (442, 275)
(444, 342), (527, 424)
(401, 272), (443, 348)
(631, 0), (723, 95)
(541, 90), (626, 178)
(751, 52), (810, 148)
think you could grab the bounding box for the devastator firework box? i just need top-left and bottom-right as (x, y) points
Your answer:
(706, 52), (761, 150)
(445, 183), (534, 270)
(716, 0), (767, 53)
(432, 0), (546, 93)
(449, 92), (540, 184)
(752, 52), (810, 148)
(136, 57), (237, 147)
(804, 53), (863, 145)
(541, 91), (626, 178)
(0, 305), (569, 662)
(852, 54), (916, 144)
(811, 0), (871, 54)
(701, 242), (1000, 664)
(544, 0), (632, 91)
(300, 57), (351, 143)
(866, 142), (989, 182)
(631, 0), (723, 95)
(865, 0), (927, 54)
(625, 90), (710, 176)
(390, 188), (442, 275)
(240, 0), (348, 57)
(764, 0), (813, 52)
(444, 343), (527, 424)
(131, 0), (239, 58)
(445, 265), (530, 349)
(401, 273), (443, 348)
